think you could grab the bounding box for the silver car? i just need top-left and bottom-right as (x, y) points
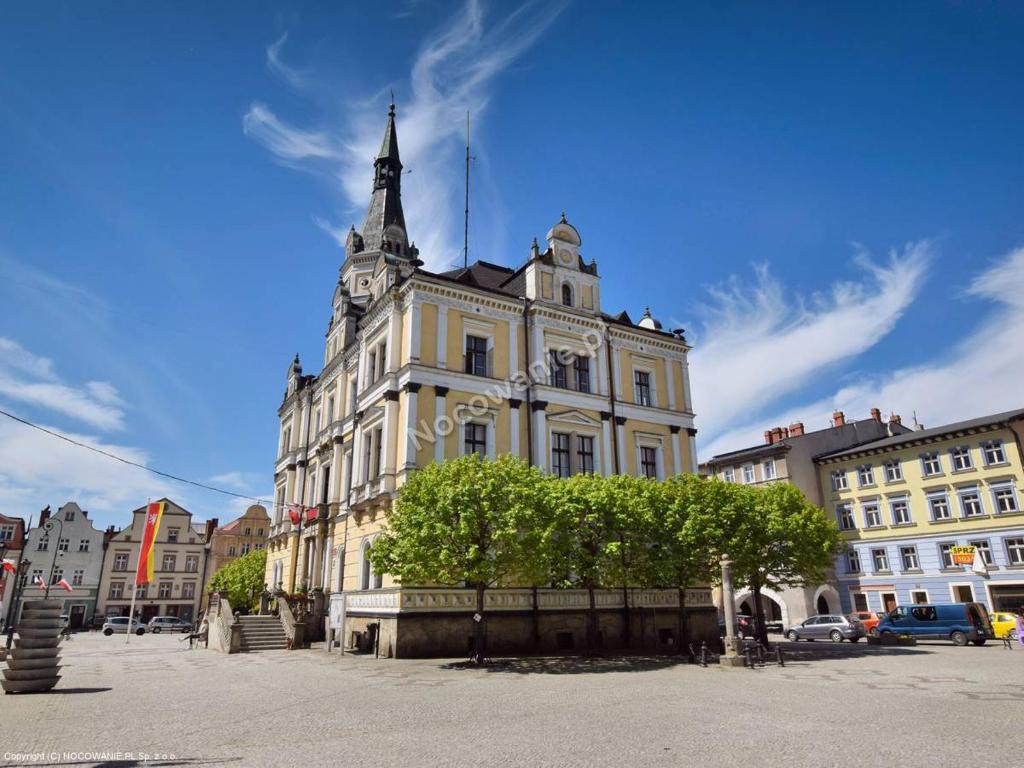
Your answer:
(101, 617), (146, 636)
(785, 614), (865, 643)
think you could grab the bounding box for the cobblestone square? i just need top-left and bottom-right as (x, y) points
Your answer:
(3, 633), (1023, 767)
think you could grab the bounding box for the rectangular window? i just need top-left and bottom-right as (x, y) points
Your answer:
(64, 509), (75, 521)
(58, 537), (70, 553)
(634, 370), (652, 407)
(576, 436), (595, 475)
(464, 423), (487, 458)
(847, 550), (861, 573)
(373, 426), (384, 477)
(742, 464), (755, 484)
(228, 545), (236, 557)
(872, 548), (889, 572)
(921, 452), (942, 476)
(900, 546), (920, 571)
(992, 484), (1020, 514)
(982, 440), (1006, 465)
(109, 582), (124, 599)
(158, 582), (172, 599)
(135, 584), (147, 599)
(367, 350), (377, 386)
(552, 433), (571, 478)
(723, 468), (735, 483)
(640, 446), (658, 479)
(549, 350), (568, 388)
(763, 460), (776, 480)
(1004, 537), (1024, 566)
(241, 543), (251, 555)
(890, 497), (912, 525)
(78, 538), (90, 552)
(852, 592), (869, 612)
(465, 335), (488, 377)
(167, 528), (180, 544)
(0, 524), (15, 541)
(837, 504), (855, 530)
(884, 460), (903, 482)
(573, 356), (591, 393)
(970, 540), (993, 566)
(52, 568), (63, 584)
(958, 488), (985, 518)
(857, 465), (875, 487)
(831, 470), (848, 491)
(185, 555), (199, 573)
(863, 502), (882, 528)
(928, 493), (952, 521)
(162, 554), (176, 572)
(939, 543), (959, 569)
(71, 569), (84, 586)
(113, 552), (129, 571)
(182, 582), (196, 599)
(377, 342), (387, 379)
(950, 445), (973, 471)
(36, 536), (49, 551)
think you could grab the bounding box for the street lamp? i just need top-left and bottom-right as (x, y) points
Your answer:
(42, 516), (66, 601)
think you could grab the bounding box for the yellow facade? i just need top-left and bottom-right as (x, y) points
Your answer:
(264, 108), (699, 606)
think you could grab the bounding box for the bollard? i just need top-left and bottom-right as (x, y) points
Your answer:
(776, 645), (785, 667)
(700, 641), (708, 668)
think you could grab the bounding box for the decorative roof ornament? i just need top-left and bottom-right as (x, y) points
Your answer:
(638, 306), (663, 331)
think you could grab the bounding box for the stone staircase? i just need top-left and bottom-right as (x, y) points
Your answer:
(237, 615), (288, 652)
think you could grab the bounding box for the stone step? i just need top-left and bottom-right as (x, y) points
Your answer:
(240, 631), (286, 639)
(241, 642), (288, 651)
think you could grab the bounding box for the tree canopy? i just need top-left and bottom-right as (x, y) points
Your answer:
(209, 547), (268, 612)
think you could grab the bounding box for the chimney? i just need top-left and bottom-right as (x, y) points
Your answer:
(764, 430), (773, 445)
(889, 412), (902, 425)
(782, 427), (790, 439)
(788, 422), (805, 437)
(38, 506), (51, 527)
(832, 411), (846, 428)
(204, 518), (219, 542)
(870, 407), (881, 423)
(770, 427), (785, 444)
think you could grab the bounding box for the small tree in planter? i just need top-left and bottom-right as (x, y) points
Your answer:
(209, 548), (268, 613)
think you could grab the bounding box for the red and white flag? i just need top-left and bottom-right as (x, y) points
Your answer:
(33, 575), (46, 588)
(56, 578), (74, 592)
(1, 559), (16, 574)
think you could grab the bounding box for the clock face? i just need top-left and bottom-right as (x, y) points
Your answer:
(558, 249), (572, 265)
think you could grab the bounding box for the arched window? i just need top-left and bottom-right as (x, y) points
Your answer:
(561, 283), (573, 307)
(335, 548), (345, 592)
(360, 540), (372, 590)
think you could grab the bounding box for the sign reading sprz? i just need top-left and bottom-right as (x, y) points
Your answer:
(951, 546), (976, 565)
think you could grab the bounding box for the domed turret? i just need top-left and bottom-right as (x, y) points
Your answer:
(638, 307), (662, 331)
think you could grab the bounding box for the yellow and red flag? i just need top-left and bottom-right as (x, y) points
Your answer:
(135, 501), (166, 586)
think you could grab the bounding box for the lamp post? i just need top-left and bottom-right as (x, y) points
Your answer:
(720, 555), (742, 660)
(42, 517), (65, 601)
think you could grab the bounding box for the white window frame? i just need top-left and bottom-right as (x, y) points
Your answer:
(990, 481), (1020, 514)
(742, 464), (755, 484)
(884, 460), (903, 483)
(850, 589), (868, 612)
(635, 434), (664, 480)
(456, 405), (497, 460)
(982, 439), (1007, 466)
(846, 549), (861, 574)
(857, 465), (875, 487)
(837, 503), (856, 531)
(909, 589), (929, 605)
(920, 452), (942, 477)
(888, 496), (912, 526)
(927, 491), (952, 521)
(723, 468), (735, 483)
(463, 322), (495, 379)
(831, 470), (848, 491)
(938, 542), (960, 569)
(762, 460), (777, 480)
(899, 545), (920, 571)
(957, 485), (985, 518)
(632, 366), (656, 407)
(970, 539), (993, 566)
(948, 582), (975, 603)
(862, 500), (882, 528)
(950, 445), (973, 472)
(871, 548), (890, 573)
(1005, 537), (1024, 566)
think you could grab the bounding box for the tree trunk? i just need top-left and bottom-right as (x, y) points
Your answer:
(474, 583), (486, 665)
(750, 575), (769, 648)
(531, 585), (540, 652)
(677, 585), (690, 658)
(586, 584), (598, 656)
(621, 584), (631, 649)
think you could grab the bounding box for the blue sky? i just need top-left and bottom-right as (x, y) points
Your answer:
(1, 1), (1023, 529)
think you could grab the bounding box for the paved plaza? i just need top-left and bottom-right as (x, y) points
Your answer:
(2, 632), (1024, 767)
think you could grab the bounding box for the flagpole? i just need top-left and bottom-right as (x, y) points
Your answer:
(126, 499), (148, 645)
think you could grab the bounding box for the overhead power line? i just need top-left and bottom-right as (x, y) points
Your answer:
(0, 406), (273, 509)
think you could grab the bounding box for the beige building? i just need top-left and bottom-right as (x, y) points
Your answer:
(202, 504), (270, 609)
(265, 104), (707, 656)
(97, 499), (209, 624)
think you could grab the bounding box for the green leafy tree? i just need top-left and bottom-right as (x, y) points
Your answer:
(653, 474), (721, 654)
(209, 547), (268, 612)
(370, 454), (555, 663)
(706, 481), (844, 646)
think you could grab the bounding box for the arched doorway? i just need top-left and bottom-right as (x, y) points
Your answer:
(817, 595), (830, 614)
(734, 588), (788, 626)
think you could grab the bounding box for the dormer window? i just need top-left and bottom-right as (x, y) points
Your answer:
(561, 283), (573, 307)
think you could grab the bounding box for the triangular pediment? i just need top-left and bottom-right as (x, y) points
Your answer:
(547, 409), (602, 428)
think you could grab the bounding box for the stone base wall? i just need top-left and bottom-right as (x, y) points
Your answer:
(343, 607), (718, 659)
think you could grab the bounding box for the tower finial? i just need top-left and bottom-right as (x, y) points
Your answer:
(389, 90), (395, 116)
(560, 211), (567, 224)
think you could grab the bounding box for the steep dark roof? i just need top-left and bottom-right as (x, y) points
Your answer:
(377, 103), (400, 163)
(815, 408), (1024, 461)
(435, 261), (519, 294)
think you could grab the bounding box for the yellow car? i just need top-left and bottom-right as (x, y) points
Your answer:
(989, 611), (1019, 639)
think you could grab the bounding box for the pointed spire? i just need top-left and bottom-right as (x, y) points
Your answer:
(361, 100), (408, 254)
(377, 96), (401, 165)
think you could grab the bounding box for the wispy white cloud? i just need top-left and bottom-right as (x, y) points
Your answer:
(0, 337), (126, 430)
(690, 241), (932, 442)
(243, 0), (568, 269)
(266, 32), (312, 90)
(312, 215), (350, 248)
(699, 245), (1024, 459)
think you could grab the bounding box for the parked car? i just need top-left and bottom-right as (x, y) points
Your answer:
(147, 616), (193, 634)
(848, 611), (881, 635)
(785, 614), (865, 643)
(989, 611), (1018, 639)
(102, 617), (146, 636)
(874, 602), (993, 646)
(718, 614), (755, 638)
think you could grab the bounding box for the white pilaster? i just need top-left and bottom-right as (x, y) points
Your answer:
(672, 431), (682, 477)
(410, 301), (422, 362)
(615, 421), (627, 475)
(601, 420), (613, 476)
(383, 398), (398, 474)
(510, 406), (520, 457)
(681, 359), (694, 412)
(596, 337), (609, 397)
(610, 340), (622, 401)
(666, 360), (676, 410)
(404, 388), (419, 468)
(434, 393), (447, 463)
(387, 311), (401, 371)
(508, 320), (519, 380)
(532, 409), (547, 471)
(689, 432), (699, 475)
(437, 305), (449, 369)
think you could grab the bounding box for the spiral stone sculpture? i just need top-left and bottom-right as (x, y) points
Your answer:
(1, 599), (63, 694)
